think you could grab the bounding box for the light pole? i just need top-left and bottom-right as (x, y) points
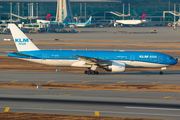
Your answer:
(31, 3), (33, 18)
(123, 4), (124, 20)
(10, 2), (12, 22)
(174, 4), (176, 30)
(36, 3), (38, 18)
(80, 3), (82, 22)
(80, 3), (82, 16)
(85, 3), (86, 21)
(17, 3), (19, 21)
(179, 4), (180, 20)
(28, 3), (29, 17)
(128, 3), (130, 15)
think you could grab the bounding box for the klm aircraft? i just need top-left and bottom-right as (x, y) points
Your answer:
(7, 24), (178, 75)
(66, 16), (92, 28)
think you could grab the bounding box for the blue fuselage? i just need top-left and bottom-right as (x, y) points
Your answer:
(8, 50), (178, 68)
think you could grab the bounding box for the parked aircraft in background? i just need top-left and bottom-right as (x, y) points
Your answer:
(7, 24), (178, 75)
(115, 12), (147, 26)
(37, 13), (70, 25)
(65, 16), (92, 28)
(46, 13), (51, 21)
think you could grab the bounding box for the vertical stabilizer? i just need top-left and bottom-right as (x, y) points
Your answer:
(62, 13), (70, 25)
(141, 12), (146, 20)
(85, 16), (92, 25)
(8, 24), (39, 51)
(46, 13), (51, 21)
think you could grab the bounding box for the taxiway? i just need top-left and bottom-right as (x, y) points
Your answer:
(0, 70), (180, 85)
(0, 88), (180, 119)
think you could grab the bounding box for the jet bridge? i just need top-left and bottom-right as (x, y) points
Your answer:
(163, 11), (180, 23)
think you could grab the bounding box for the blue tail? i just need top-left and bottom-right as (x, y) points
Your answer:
(62, 13), (70, 24)
(85, 16), (92, 25)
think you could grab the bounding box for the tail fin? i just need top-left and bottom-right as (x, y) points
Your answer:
(8, 24), (39, 51)
(46, 13), (51, 21)
(62, 13), (70, 25)
(141, 12), (146, 20)
(85, 16), (92, 25)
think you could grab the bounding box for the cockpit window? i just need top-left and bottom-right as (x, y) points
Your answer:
(170, 57), (174, 59)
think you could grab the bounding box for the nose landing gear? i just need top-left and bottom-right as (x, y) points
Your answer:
(159, 71), (164, 75)
(159, 67), (166, 75)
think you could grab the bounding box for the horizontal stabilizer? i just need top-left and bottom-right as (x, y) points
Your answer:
(6, 51), (33, 57)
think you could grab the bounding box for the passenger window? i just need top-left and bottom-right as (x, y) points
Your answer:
(170, 57), (173, 59)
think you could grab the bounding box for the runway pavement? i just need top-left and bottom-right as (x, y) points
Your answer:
(0, 88), (180, 119)
(0, 51), (7, 56)
(0, 70), (180, 85)
(1, 45), (180, 51)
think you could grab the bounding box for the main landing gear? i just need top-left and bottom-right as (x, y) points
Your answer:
(84, 70), (99, 75)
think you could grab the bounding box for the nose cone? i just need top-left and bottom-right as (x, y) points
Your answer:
(173, 59), (178, 65)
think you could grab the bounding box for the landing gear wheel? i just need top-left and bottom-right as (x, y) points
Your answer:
(87, 70), (91, 75)
(95, 71), (99, 75)
(159, 71), (164, 75)
(91, 71), (95, 75)
(85, 70), (99, 75)
(84, 70), (88, 74)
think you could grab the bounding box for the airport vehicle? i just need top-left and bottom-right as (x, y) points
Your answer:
(66, 16), (92, 28)
(7, 24), (178, 75)
(115, 12), (147, 26)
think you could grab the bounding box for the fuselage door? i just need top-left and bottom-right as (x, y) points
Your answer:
(42, 54), (47, 60)
(158, 56), (162, 63)
(130, 55), (135, 62)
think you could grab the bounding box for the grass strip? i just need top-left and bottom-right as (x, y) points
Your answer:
(1, 83), (180, 92)
(1, 42), (180, 49)
(0, 112), (161, 120)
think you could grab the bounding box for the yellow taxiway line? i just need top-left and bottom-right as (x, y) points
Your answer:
(11, 80), (19, 83)
(4, 107), (10, 112)
(117, 81), (126, 84)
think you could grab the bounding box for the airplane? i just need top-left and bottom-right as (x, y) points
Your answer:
(7, 24), (178, 75)
(37, 13), (70, 25)
(65, 16), (92, 28)
(114, 12), (147, 26)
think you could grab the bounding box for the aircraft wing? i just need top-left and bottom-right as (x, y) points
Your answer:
(73, 55), (109, 66)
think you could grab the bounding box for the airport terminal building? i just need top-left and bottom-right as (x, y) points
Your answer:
(0, 0), (180, 25)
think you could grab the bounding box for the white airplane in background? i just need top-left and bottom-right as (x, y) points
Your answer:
(115, 12), (147, 26)
(37, 13), (70, 25)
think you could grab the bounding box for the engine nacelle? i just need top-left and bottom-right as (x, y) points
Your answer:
(69, 25), (75, 28)
(108, 61), (125, 73)
(114, 23), (118, 27)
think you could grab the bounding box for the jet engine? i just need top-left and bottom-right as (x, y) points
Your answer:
(108, 61), (125, 73)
